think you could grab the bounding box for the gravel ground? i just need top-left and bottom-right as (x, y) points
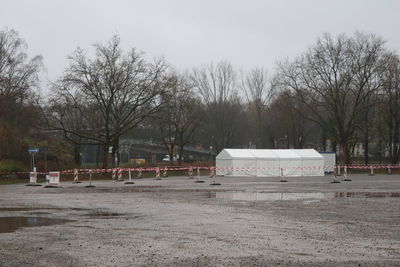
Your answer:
(0, 174), (399, 266)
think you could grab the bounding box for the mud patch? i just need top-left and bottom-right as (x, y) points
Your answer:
(86, 210), (125, 218)
(0, 216), (72, 233)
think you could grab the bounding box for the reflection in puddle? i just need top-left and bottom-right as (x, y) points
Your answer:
(215, 191), (400, 201)
(216, 192), (332, 201)
(0, 217), (72, 233)
(335, 192), (400, 198)
(0, 207), (61, 212)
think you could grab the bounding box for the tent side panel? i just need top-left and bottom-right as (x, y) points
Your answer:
(301, 159), (325, 176)
(216, 159), (232, 176)
(279, 159), (302, 176)
(256, 159), (280, 177)
(231, 159), (256, 176)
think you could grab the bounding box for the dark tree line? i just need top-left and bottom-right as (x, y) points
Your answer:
(1, 27), (400, 170)
(0, 28), (42, 163)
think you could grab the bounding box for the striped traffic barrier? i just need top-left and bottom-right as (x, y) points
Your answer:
(369, 166), (374, 176)
(117, 168), (124, 182)
(331, 166), (340, 183)
(112, 168), (117, 180)
(188, 166), (194, 178)
(155, 167), (161, 180)
(279, 168), (287, 182)
(73, 169), (82, 183)
(343, 166), (351, 181)
(210, 167), (220, 186)
(195, 166), (204, 183)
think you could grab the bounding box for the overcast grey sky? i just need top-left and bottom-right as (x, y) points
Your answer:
(1, 0), (400, 84)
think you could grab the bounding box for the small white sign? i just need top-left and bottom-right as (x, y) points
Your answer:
(29, 172), (37, 184)
(48, 172), (60, 186)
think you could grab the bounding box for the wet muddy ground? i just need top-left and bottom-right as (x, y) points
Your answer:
(0, 174), (399, 266)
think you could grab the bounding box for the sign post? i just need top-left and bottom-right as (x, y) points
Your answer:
(85, 169), (95, 188)
(125, 168), (134, 184)
(28, 148), (39, 172)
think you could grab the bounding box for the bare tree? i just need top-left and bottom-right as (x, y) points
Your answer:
(48, 35), (167, 168)
(378, 52), (400, 163)
(192, 61), (242, 153)
(276, 33), (385, 164)
(0, 28), (42, 161)
(241, 67), (274, 147)
(46, 92), (95, 165)
(267, 89), (317, 149)
(154, 72), (204, 164)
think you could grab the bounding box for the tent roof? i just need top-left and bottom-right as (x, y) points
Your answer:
(216, 149), (255, 159)
(217, 148), (323, 160)
(294, 149), (324, 159)
(249, 149), (279, 159)
(271, 149), (301, 159)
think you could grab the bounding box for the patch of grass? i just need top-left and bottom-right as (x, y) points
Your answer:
(0, 160), (25, 172)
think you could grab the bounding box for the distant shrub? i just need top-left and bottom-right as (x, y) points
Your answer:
(0, 160), (25, 172)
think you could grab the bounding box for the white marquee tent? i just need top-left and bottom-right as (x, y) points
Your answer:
(216, 149), (324, 177)
(295, 149), (325, 176)
(271, 149), (302, 176)
(216, 149), (256, 176)
(249, 149), (280, 177)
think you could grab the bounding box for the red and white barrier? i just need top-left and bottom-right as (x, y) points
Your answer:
(210, 167), (215, 178)
(73, 169), (82, 183)
(27, 172), (38, 185)
(369, 166), (374, 176)
(343, 166), (351, 181)
(188, 166), (193, 178)
(155, 167), (161, 180)
(5, 163), (400, 185)
(46, 172), (60, 187)
(117, 168), (123, 181)
(279, 168), (287, 182)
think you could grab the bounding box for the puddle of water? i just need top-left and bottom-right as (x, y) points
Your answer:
(334, 192), (400, 198)
(216, 192), (332, 201)
(215, 191), (400, 201)
(0, 217), (72, 233)
(0, 207), (61, 212)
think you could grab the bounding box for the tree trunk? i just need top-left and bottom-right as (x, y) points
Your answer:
(102, 143), (109, 169)
(112, 138), (119, 167)
(96, 144), (100, 167)
(73, 144), (81, 165)
(102, 137), (112, 169)
(177, 135), (184, 166)
(341, 142), (352, 165)
(364, 110), (369, 165)
(167, 142), (175, 166)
